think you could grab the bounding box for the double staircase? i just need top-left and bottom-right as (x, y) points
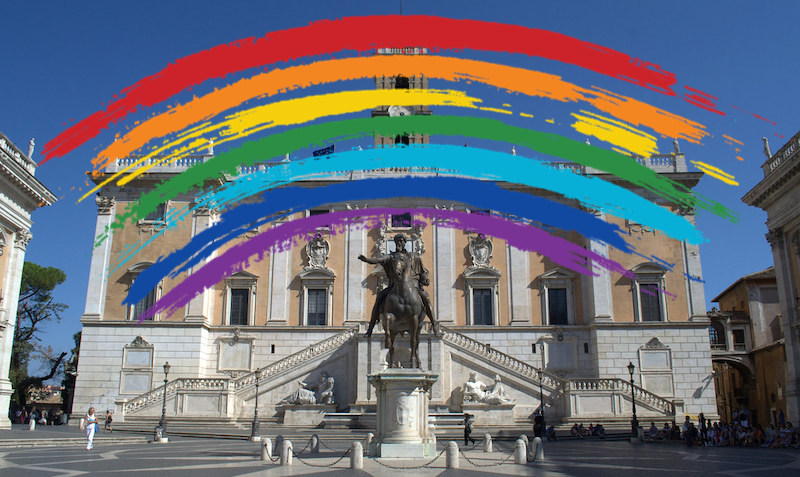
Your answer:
(118, 325), (677, 428)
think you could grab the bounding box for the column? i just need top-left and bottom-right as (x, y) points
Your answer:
(589, 212), (613, 322)
(0, 229), (32, 428)
(185, 206), (216, 323)
(507, 245), (531, 326)
(768, 229), (800, 421)
(433, 222), (456, 324)
(82, 196), (116, 321)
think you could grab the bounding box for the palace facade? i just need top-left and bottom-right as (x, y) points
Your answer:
(72, 65), (718, 429)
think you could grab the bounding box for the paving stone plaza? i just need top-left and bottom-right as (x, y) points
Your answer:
(1, 429), (799, 477)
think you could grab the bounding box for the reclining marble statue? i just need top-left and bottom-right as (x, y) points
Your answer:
(358, 233), (441, 368)
(463, 372), (514, 405)
(279, 371), (335, 405)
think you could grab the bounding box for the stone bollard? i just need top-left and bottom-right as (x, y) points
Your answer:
(364, 432), (374, 456)
(446, 441), (459, 469)
(483, 433), (492, 452)
(311, 434), (320, 453)
(515, 439), (527, 465)
(533, 437), (544, 461)
(29, 419), (35, 431)
(261, 438), (272, 462)
(519, 434), (529, 448)
(351, 441), (364, 469)
(280, 440), (293, 466)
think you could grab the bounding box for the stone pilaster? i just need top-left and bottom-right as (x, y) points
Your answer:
(681, 211), (707, 321)
(344, 214), (366, 325)
(82, 197), (115, 322)
(507, 245), (531, 326)
(588, 212), (613, 323)
(268, 223), (291, 325)
(433, 222), (456, 324)
(0, 229), (31, 428)
(185, 206), (216, 323)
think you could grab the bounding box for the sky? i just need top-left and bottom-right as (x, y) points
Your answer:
(1, 0), (798, 373)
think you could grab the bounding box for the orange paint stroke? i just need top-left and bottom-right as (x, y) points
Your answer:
(736, 156), (744, 161)
(722, 134), (743, 145)
(90, 55), (709, 172)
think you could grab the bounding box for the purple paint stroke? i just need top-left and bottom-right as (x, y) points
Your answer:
(136, 207), (635, 323)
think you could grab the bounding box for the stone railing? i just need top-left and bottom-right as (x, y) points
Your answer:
(631, 153), (684, 173)
(122, 377), (229, 415)
(440, 327), (563, 390)
(0, 133), (37, 175)
(762, 131), (800, 177)
(105, 154), (211, 173)
(234, 327), (359, 391)
(567, 378), (674, 415)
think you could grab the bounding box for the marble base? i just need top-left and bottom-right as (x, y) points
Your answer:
(370, 442), (437, 458)
(461, 402), (516, 426)
(279, 404), (336, 426)
(368, 368), (438, 458)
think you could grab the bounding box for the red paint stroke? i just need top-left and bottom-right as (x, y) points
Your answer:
(683, 86), (724, 116)
(41, 15), (679, 164)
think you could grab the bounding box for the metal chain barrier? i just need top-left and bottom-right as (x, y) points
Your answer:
(371, 448), (446, 469)
(293, 447), (352, 468)
(458, 445), (517, 467)
(319, 438), (343, 452)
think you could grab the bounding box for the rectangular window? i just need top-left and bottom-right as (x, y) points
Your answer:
(548, 288), (569, 325)
(307, 289), (327, 325)
(639, 283), (662, 321)
(472, 288), (493, 325)
(144, 203), (166, 222)
(732, 329), (746, 351)
(132, 289), (156, 321)
(391, 213), (412, 228)
(229, 288), (249, 325)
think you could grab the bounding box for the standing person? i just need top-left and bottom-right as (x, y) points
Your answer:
(84, 408), (98, 451)
(104, 410), (113, 433)
(698, 413), (707, 446)
(533, 410), (544, 438)
(463, 413), (476, 445)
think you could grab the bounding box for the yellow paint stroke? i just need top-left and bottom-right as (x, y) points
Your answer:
(479, 106), (512, 115)
(502, 103), (512, 107)
(88, 55), (709, 178)
(545, 119), (555, 124)
(519, 112), (534, 118)
(102, 89), (487, 191)
(723, 134), (744, 145)
(690, 160), (739, 185)
(570, 110), (658, 156)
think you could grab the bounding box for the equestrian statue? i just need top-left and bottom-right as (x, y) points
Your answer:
(358, 233), (441, 368)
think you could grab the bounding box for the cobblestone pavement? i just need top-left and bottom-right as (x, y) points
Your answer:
(0, 437), (798, 477)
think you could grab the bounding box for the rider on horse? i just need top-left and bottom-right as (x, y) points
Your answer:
(358, 233), (441, 338)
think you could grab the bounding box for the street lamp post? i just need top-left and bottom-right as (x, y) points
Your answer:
(159, 362), (171, 439)
(250, 372), (260, 440)
(627, 361), (639, 439)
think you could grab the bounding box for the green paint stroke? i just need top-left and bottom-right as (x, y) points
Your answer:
(114, 115), (735, 235)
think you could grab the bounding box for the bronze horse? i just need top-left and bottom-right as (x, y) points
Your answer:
(380, 253), (426, 368)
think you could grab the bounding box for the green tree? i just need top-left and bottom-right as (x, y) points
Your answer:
(61, 331), (81, 414)
(11, 262), (68, 405)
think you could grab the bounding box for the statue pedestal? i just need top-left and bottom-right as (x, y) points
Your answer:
(461, 402), (516, 426)
(368, 368), (438, 458)
(279, 404), (336, 426)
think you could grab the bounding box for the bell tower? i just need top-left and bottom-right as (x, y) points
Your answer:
(373, 47), (431, 147)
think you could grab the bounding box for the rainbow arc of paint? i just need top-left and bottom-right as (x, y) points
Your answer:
(41, 15), (741, 319)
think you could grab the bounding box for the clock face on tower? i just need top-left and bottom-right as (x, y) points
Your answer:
(388, 105), (415, 117)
